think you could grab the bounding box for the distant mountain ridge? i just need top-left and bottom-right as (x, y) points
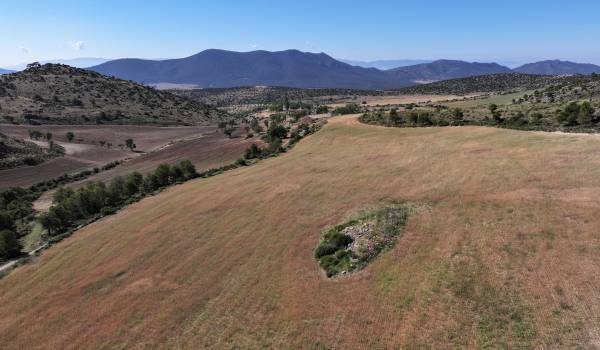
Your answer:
(88, 50), (600, 90)
(0, 68), (14, 75)
(514, 60), (600, 75)
(386, 59), (512, 82)
(90, 49), (410, 90)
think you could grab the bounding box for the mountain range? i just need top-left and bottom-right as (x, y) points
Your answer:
(513, 60), (600, 75)
(89, 50), (600, 90)
(5, 50), (600, 90)
(0, 68), (14, 75)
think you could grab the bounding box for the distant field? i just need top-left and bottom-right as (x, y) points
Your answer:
(443, 90), (536, 108)
(1, 116), (600, 347)
(327, 94), (478, 107)
(0, 124), (213, 188)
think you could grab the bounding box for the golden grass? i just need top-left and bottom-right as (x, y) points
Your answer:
(2, 116), (600, 348)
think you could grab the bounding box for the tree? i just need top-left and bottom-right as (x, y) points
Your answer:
(451, 108), (464, 121)
(125, 138), (136, 151)
(45, 132), (53, 141)
(154, 164), (171, 187)
(179, 160), (197, 179)
(266, 124), (288, 141)
(65, 131), (75, 142)
(124, 172), (143, 196)
(577, 101), (595, 125)
(223, 127), (234, 138)
(0, 229), (22, 261)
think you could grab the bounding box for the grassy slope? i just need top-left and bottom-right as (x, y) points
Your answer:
(2, 117), (600, 348)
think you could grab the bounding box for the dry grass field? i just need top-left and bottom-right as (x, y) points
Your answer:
(1, 116), (600, 348)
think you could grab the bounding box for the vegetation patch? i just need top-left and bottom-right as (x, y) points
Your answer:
(315, 203), (410, 277)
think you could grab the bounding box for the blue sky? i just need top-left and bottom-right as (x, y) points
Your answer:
(2, 0), (600, 67)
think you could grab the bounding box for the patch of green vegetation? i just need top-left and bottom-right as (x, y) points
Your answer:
(315, 204), (410, 277)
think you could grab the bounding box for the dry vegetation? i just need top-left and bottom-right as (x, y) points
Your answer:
(1, 115), (600, 348)
(0, 64), (227, 125)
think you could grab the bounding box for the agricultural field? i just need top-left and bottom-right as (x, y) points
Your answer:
(0, 124), (214, 188)
(1, 115), (600, 348)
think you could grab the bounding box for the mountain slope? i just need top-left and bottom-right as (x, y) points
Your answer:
(0, 63), (226, 125)
(90, 49), (411, 89)
(387, 60), (512, 83)
(514, 60), (600, 75)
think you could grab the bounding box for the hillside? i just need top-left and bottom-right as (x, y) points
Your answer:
(397, 73), (559, 95)
(0, 133), (64, 169)
(514, 60), (600, 75)
(0, 63), (227, 125)
(1, 117), (600, 348)
(387, 59), (512, 83)
(90, 49), (410, 90)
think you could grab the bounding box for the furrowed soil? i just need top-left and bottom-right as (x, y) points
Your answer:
(0, 124), (215, 188)
(1, 116), (600, 348)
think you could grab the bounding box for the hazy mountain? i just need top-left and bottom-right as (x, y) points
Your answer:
(339, 59), (433, 70)
(0, 68), (14, 75)
(513, 60), (600, 75)
(7, 57), (111, 71)
(0, 63), (226, 125)
(386, 60), (512, 83)
(90, 49), (412, 90)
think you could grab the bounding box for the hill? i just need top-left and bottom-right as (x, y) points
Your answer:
(514, 60), (600, 75)
(6, 58), (111, 71)
(1, 117), (600, 348)
(397, 73), (559, 95)
(0, 63), (227, 125)
(90, 49), (410, 90)
(387, 60), (512, 83)
(0, 133), (64, 169)
(0, 68), (14, 75)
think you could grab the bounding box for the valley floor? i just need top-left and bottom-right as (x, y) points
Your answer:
(1, 116), (600, 348)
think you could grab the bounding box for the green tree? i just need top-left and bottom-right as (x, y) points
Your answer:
(577, 101), (594, 125)
(65, 131), (75, 142)
(0, 229), (22, 261)
(179, 160), (197, 179)
(125, 138), (136, 151)
(154, 164), (171, 187)
(124, 172), (143, 196)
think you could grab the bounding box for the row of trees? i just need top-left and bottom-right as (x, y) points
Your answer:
(40, 160), (197, 236)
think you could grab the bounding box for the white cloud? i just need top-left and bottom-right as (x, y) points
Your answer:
(249, 43), (258, 49)
(66, 40), (86, 50)
(19, 46), (29, 54)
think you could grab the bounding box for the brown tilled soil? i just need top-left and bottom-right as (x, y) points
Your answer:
(2, 116), (600, 348)
(0, 124), (215, 188)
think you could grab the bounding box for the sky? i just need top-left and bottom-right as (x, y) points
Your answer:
(2, 0), (600, 67)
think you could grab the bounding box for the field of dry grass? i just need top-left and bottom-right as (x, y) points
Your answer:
(2, 116), (600, 348)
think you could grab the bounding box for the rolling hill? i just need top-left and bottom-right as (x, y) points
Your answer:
(514, 60), (600, 75)
(0, 63), (227, 125)
(1, 116), (600, 348)
(90, 49), (410, 90)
